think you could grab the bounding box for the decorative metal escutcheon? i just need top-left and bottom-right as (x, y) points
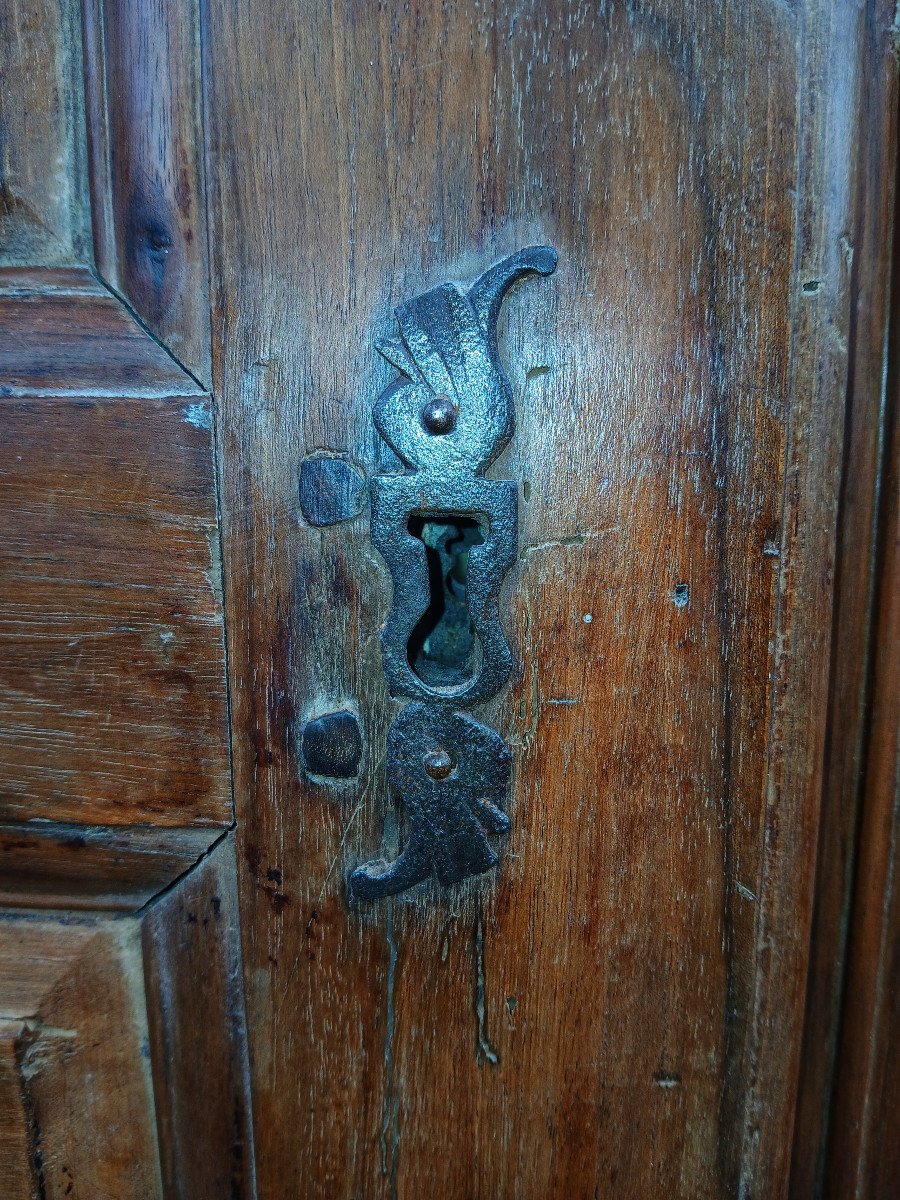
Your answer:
(349, 245), (558, 901)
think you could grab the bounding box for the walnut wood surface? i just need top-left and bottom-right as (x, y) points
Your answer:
(82, 0), (211, 383)
(0, 822), (218, 911)
(142, 835), (256, 1200)
(0, 0), (90, 266)
(0, 914), (163, 1199)
(202, 1), (887, 1195)
(0, 381), (229, 829)
(0, 851), (259, 1197)
(0, 1021), (35, 1200)
(0, 268), (204, 396)
(791, 8), (900, 1194)
(823, 184), (900, 1199)
(0, 1), (246, 1193)
(0, 272), (229, 904)
(0, 0), (896, 1193)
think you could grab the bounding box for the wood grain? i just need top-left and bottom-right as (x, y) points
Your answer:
(791, 4), (900, 1192)
(0, 268), (204, 397)
(0, 913), (162, 1199)
(202, 0), (876, 1194)
(0, 1021), (35, 1200)
(0, 265), (230, 863)
(1, 0), (891, 1189)
(0, 383), (230, 829)
(1, 6), (250, 1194)
(823, 173), (900, 1200)
(82, 0), (211, 383)
(0, 0), (90, 265)
(0, 821), (219, 910)
(732, 1), (875, 1192)
(142, 835), (256, 1200)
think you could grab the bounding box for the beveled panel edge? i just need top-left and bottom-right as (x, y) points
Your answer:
(0, 267), (204, 398)
(81, 0), (212, 385)
(0, 821), (230, 913)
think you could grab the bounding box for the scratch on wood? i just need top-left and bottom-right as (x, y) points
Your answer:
(474, 911), (498, 1066)
(380, 901), (400, 1197)
(15, 1029), (48, 1200)
(519, 526), (618, 560)
(318, 795), (367, 900)
(654, 1070), (681, 1090)
(182, 401), (212, 430)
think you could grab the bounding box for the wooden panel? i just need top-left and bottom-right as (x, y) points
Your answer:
(0, 269), (204, 397)
(0, 1022), (35, 1200)
(0, 914), (162, 1199)
(0, 822), (218, 911)
(0, 384), (230, 829)
(83, 0), (211, 382)
(142, 836), (256, 1199)
(823, 229), (900, 1198)
(792, 5), (900, 1192)
(0, 258), (227, 904)
(204, 0), (868, 1195)
(0, 0), (90, 265)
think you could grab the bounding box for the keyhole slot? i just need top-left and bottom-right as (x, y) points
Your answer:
(406, 512), (487, 690)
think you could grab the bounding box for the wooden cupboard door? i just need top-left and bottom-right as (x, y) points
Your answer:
(0, 1), (253, 1196)
(202, 0), (897, 1197)
(2, 0), (898, 1197)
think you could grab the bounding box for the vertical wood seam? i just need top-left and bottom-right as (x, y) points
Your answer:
(194, 3), (258, 1196)
(793, 4), (900, 1193)
(741, 0), (863, 1190)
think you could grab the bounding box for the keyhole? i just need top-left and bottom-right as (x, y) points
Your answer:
(406, 513), (487, 690)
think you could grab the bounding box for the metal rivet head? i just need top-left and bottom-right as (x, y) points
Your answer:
(421, 394), (457, 435)
(423, 748), (455, 779)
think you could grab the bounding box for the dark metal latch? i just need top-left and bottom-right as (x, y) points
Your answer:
(350, 245), (558, 900)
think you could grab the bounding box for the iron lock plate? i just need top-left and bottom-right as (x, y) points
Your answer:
(299, 245), (557, 899)
(352, 245), (557, 900)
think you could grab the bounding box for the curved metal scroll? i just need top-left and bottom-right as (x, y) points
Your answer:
(351, 245), (557, 900)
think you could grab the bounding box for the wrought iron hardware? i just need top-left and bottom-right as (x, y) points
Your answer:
(349, 245), (558, 900)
